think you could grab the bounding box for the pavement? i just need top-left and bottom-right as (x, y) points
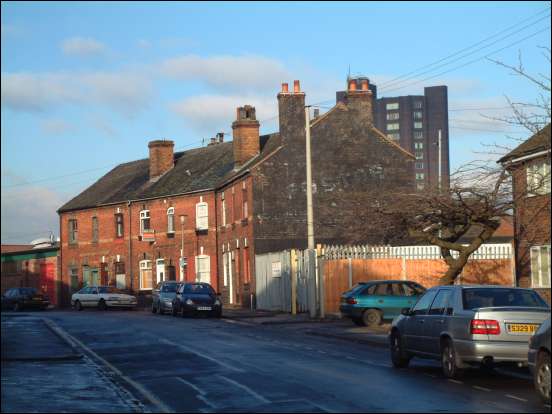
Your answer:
(1, 313), (144, 413)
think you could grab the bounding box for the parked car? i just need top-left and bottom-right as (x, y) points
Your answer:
(71, 286), (137, 311)
(389, 285), (550, 379)
(1, 287), (50, 311)
(339, 280), (426, 327)
(152, 281), (182, 315)
(172, 282), (222, 318)
(528, 317), (551, 403)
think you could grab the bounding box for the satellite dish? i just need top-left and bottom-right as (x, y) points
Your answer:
(30, 238), (53, 249)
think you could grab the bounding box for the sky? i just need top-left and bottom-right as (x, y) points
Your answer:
(1, 1), (551, 244)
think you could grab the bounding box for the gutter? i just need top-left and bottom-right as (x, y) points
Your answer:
(500, 149), (551, 166)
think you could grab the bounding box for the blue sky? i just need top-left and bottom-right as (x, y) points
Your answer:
(1, 1), (550, 243)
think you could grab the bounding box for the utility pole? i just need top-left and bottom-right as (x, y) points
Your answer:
(180, 215), (187, 281)
(305, 106), (318, 318)
(438, 129), (442, 192)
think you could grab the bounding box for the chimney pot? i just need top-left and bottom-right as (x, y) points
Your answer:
(282, 83), (289, 93)
(293, 80), (300, 93)
(348, 79), (357, 91)
(361, 79), (369, 91)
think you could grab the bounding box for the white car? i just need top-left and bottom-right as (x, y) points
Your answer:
(72, 286), (137, 311)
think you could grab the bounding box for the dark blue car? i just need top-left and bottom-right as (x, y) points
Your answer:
(339, 280), (426, 327)
(172, 282), (222, 318)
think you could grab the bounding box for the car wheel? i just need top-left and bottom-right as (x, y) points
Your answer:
(352, 317), (364, 326)
(172, 305), (178, 317)
(98, 299), (107, 311)
(151, 302), (157, 314)
(441, 339), (463, 379)
(75, 300), (83, 311)
(390, 330), (410, 368)
(535, 351), (551, 404)
(13, 302), (21, 312)
(181, 308), (187, 318)
(362, 309), (382, 327)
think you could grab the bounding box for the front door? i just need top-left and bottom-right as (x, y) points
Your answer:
(425, 289), (453, 355)
(156, 259), (165, 284)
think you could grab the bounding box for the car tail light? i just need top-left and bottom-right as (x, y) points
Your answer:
(346, 298), (357, 305)
(471, 319), (501, 335)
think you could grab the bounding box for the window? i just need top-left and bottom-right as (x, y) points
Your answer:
(195, 255), (210, 283)
(223, 252), (229, 286)
(69, 267), (79, 292)
(416, 183), (425, 191)
(531, 246), (551, 288)
(196, 202), (208, 230)
(221, 193), (226, 226)
(167, 207), (175, 233)
(92, 216), (98, 243)
(429, 289), (453, 315)
(386, 102), (399, 110)
(140, 210), (151, 234)
(386, 112), (400, 121)
(387, 123), (400, 131)
(115, 262), (126, 289)
(414, 131), (424, 139)
(412, 290), (438, 315)
(139, 260), (152, 290)
(68, 219), (78, 244)
(416, 173), (425, 180)
(243, 248), (250, 283)
(415, 162), (424, 169)
(414, 101), (423, 109)
(414, 142), (424, 150)
(527, 161), (551, 196)
(413, 111), (423, 119)
(415, 152), (424, 160)
(387, 133), (400, 141)
(242, 191), (248, 219)
(115, 214), (124, 238)
(414, 121), (423, 129)
(403, 282), (426, 297)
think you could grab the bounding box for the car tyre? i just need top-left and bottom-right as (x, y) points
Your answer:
(441, 338), (463, 379)
(152, 302), (157, 314)
(535, 351), (551, 404)
(390, 330), (410, 368)
(362, 309), (382, 327)
(13, 302), (21, 312)
(75, 300), (83, 311)
(352, 317), (364, 326)
(172, 305), (178, 317)
(98, 299), (107, 311)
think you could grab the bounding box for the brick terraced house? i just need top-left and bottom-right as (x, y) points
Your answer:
(58, 79), (414, 308)
(499, 124), (551, 303)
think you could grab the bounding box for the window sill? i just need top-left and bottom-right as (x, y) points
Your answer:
(167, 232), (175, 238)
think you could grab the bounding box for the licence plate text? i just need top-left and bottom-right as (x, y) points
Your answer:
(506, 323), (539, 335)
(197, 306), (212, 311)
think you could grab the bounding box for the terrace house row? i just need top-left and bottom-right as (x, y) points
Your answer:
(58, 79), (415, 308)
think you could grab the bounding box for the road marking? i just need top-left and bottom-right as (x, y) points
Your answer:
(505, 394), (528, 402)
(46, 319), (173, 413)
(175, 378), (218, 409)
(472, 385), (491, 392)
(217, 375), (270, 404)
(159, 338), (244, 373)
(318, 350), (327, 354)
(423, 373), (437, 378)
(448, 379), (463, 384)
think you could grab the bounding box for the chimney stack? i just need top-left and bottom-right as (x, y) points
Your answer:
(346, 77), (373, 123)
(232, 105), (260, 167)
(277, 79), (306, 146)
(148, 140), (174, 180)
(216, 132), (224, 143)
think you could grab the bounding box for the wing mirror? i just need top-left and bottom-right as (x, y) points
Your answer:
(401, 307), (413, 316)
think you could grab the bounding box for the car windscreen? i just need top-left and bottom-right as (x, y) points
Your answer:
(462, 288), (549, 309)
(98, 287), (120, 294)
(184, 284), (215, 295)
(20, 288), (37, 295)
(161, 284), (179, 293)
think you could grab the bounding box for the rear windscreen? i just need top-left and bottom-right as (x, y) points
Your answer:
(462, 288), (549, 309)
(184, 284), (215, 295)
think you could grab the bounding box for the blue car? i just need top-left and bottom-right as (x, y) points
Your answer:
(339, 280), (426, 327)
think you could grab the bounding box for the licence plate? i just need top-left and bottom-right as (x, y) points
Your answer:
(506, 323), (539, 335)
(32, 297), (42, 300)
(197, 306), (212, 311)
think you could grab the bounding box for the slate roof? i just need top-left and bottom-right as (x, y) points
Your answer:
(499, 124), (551, 164)
(58, 134), (281, 213)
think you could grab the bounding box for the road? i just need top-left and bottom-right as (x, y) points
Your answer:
(43, 309), (549, 413)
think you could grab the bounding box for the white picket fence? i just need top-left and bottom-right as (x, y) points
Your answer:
(321, 243), (512, 260)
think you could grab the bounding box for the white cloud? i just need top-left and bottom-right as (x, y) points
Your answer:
(159, 54), (290, 91)
(1, 71), (153, 116)
(61, 36), (107, 56)
(1, 186), (64, 243)
(40, 119), (76, 135)
(170, 94), (278, 134)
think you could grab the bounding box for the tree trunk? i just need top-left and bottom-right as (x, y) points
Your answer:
(439, 255), (470, 285)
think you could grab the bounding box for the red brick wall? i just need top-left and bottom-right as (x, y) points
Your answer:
(511, 157), (551, 302)
(216, 176), (256, 307)
(59, 191), (218, 307)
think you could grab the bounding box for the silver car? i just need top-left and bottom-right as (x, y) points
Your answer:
(389, 285), (550, 378)
(151, 281), (182, 315)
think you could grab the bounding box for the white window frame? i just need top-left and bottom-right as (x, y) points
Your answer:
(222, 196), (227, 227)
(387, 133), (400, 141)
(140, 210), (151, 235)
(415, 152), (424, 160)
(414, 121), (423, 129)
(223, 252), (229, 286)
(386, 112), (399, 121)
(387, 123), (400, 131)
(413, 111), (423, 120)
(527, 161), (551, 197)
(196, 202), (208, 231)
(415, 162), (424, 169)
(167, 207), (175, 233)
(414, 131), (424, 139)
(386, 102), (399, 110)
(530, 245), (551, 288)
(416, 173), (425, 180)
(139, 260), (152, 290)
(414, 142), (424, 150)
(156, 258), (165, 284)
(195, 255), (210, 283)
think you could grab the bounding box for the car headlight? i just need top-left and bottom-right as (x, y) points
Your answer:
(164, 298), (172, 303)
(185, 299), (193, 305)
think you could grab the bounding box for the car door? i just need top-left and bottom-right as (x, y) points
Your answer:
(403, 289), (438, 353)
(386, 283), (411, 319)
(3, 289), (15, 308)
(424, 288), (454, 355)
